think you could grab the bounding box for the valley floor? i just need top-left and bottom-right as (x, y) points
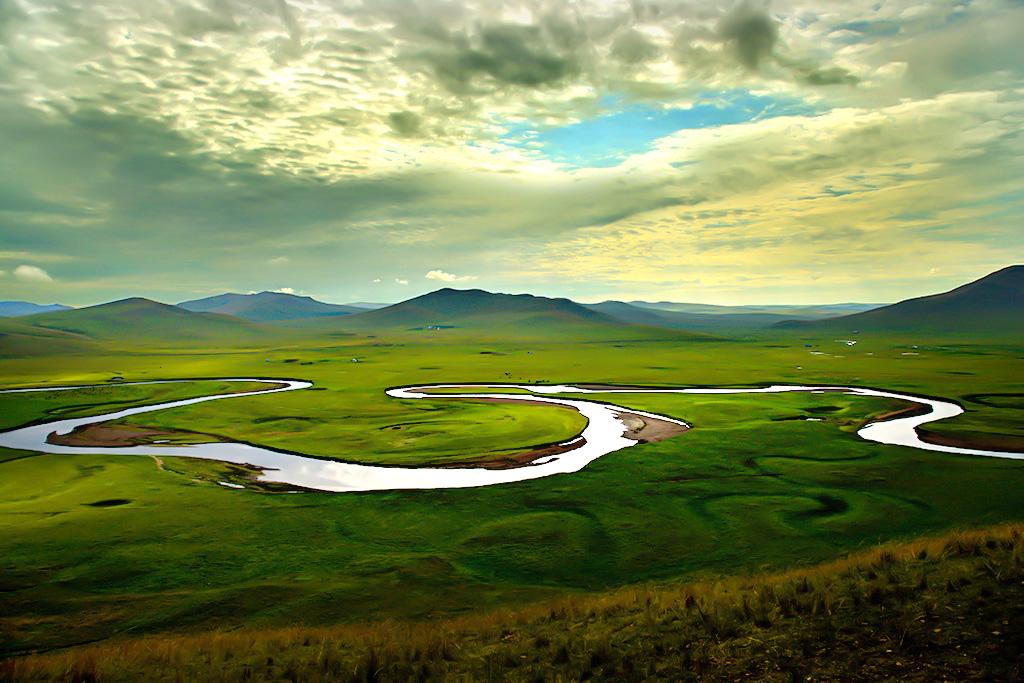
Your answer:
(0, 331), (1022, 671)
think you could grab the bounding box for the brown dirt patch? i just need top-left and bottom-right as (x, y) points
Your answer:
(918, 428), (1024, 454)
(616, 411), (689, 444)
(867, 402), (1024, 453)
(47, 423), (216, 448)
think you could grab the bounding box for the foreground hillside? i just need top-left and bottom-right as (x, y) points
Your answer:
(4, 523), (1022, 682)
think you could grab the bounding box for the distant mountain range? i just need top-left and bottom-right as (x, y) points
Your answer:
(0, 298), (267, 354)
(584, 301), (866, 331)
(627, 301), (883, 317)
(331, 287), (694, 339)
(0, 301), (72, 317)
(775, 265), (1024, 333)
(2, 266), (1019, 354)
(178, 291), (363, 321)
(346, 288), (608, 326)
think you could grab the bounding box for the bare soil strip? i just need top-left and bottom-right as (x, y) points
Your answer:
(47, 423), (215, 448)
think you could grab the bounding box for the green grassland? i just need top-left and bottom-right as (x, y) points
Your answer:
(0, 381), (272, 433)
(0, 328), (1022, 657)
(5, 522), (1022, 681)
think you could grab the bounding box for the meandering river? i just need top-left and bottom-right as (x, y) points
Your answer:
(0, 379), (1019, 492)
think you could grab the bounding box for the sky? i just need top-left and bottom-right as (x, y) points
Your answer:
(0, 0), (1022, 307)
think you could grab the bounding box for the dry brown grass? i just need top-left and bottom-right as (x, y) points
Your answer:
(3, 522), (1024, 681)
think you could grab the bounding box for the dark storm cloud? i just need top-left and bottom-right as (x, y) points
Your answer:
(779, 57), (860, 86)
(657, 2), (858, 88)
(718, 2), (778, 71)
(420, 20), (584, 92)
(796, 65), (859, 86)
(611, 30), (661, 64)
(388, 111), (423, 137)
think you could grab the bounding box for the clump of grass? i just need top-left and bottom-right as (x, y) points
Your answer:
(3, 523), (1023, 682)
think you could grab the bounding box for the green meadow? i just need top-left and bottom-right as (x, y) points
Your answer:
(4, 0), (1023, 675)
(1, 329), (1022, 656)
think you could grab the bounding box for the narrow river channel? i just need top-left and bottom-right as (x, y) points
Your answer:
(0, 379), (1019, 492)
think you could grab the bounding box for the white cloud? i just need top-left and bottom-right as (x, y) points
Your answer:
(512, 90), (1024, 301)
(275, 287), (297, 294)
(14, 265), (53, 283)
(0, 251), (71, 263)
(0, 0), (1019, 305)
(0, 0), (901, 185)
(426, 269), (477, 283)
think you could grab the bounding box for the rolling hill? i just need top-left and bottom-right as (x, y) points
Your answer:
(774, 265), (1024, 334)
(586, 300), (812, 331)
(629, 300), (883, 318)
(178, 291), (362, 322)
(337, 288), (706, 339)
(0, 301), (72, 317)
(0, 298), (270, 352)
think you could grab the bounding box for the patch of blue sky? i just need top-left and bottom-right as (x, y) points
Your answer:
(502, 90), (824, 169)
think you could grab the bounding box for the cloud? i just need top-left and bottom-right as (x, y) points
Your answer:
(0, 250), (72, 263)
(713, 3), (858, 85)
(373, 278), (382, 283)
(388, 111), (422, 138)
(275, 287), (296, 294)
(898, 6), (1024, 95)
(419, 19), (584, 93)
(395, 278), (409, 285)
(425, 269), (477, 283)
(0, 0), (1019, 305)
(513, 90), (1023, 300)
(14, 264), (53, 282)
(718, 2), (778, 71)
(611, 30), (661, 65)
(791, 63), (860, 87)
